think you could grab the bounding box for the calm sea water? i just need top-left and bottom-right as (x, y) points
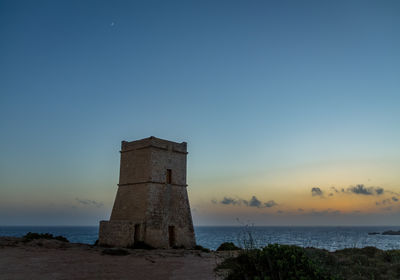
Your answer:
(1, 226), (400, 251)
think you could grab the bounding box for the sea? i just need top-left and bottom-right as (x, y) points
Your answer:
(1, 226), (400, 251)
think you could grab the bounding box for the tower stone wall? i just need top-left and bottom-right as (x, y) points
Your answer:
(99, 136), (196, 248)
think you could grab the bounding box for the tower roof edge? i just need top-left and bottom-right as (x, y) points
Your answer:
(121, 136), (187, 153)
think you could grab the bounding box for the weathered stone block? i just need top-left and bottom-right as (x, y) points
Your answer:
(99, 220), (135, 247)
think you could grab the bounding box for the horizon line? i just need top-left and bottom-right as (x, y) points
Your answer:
(2, 224), (400, 227)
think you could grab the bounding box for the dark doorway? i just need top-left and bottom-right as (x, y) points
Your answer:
(134, 224), (141, 242)
(168, 226), (175, 247)
(166, 169), (172, 184)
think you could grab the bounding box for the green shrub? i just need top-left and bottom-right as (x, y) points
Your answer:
(382, 250), (400, 263)
(22, 232), (69, 243)
(217, 242), (241, 251)
(217, 244), (339, 280)
(360, 246), (380, 258)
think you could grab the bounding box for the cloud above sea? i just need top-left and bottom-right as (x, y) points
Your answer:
(214, 195), (278, 209)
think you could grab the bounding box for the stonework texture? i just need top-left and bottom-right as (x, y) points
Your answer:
(99, 136), (196, 249)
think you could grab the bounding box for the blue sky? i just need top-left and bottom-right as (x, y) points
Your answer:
(0, 0), (399, 225)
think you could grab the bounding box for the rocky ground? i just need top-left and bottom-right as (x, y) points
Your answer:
(0, 237), (232, 280)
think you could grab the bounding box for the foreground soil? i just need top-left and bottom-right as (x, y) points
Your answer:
(0, 237), (231, 280)
(5, 236), (399, 280)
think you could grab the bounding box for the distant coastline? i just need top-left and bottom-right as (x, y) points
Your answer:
(2, 225), (400, 251)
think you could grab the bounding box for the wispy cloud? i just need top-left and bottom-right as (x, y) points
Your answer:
(220, 197), (240, 205)
(376, 196), (400, 206)
(311, 187), (323, 197)
(248, 196), (262, 207)
(346, 184), (384, 196)
(330, 187), (339, 193)
(376, 188), (384, 195)
(376, 199), (391, 206)
(264, 200), (278, 208)
(76, 198), (104, 208)
(313, 184), (388, 198)
(215, 196), (278, 208)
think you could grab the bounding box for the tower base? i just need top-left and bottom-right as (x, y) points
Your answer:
(99, 219), (196, 249)
(98, 220), (136, 247)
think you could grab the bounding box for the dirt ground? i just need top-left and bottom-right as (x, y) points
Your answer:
(0, 237), (230, 280)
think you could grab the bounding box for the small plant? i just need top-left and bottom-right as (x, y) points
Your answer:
(22, 232), (69, 243)
(236, 224), (257, 250)
(216, 242), (240, 251)
(216, 244), (339, 280)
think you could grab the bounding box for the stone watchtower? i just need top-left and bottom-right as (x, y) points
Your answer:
(99, 136), (196, 248)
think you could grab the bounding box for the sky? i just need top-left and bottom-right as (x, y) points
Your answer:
(0, 0), (399, 226)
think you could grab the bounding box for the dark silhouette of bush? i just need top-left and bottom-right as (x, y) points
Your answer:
(22, 232), (69, 243)
(216, 244), (339, 280)
(216, 242), (240, 251)
(194, 245), (211, 252)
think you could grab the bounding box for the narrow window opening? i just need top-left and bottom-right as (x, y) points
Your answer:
(168, 225), (175, 247)
(134, 224), (141, 242)
(166, 169), (172, 184)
